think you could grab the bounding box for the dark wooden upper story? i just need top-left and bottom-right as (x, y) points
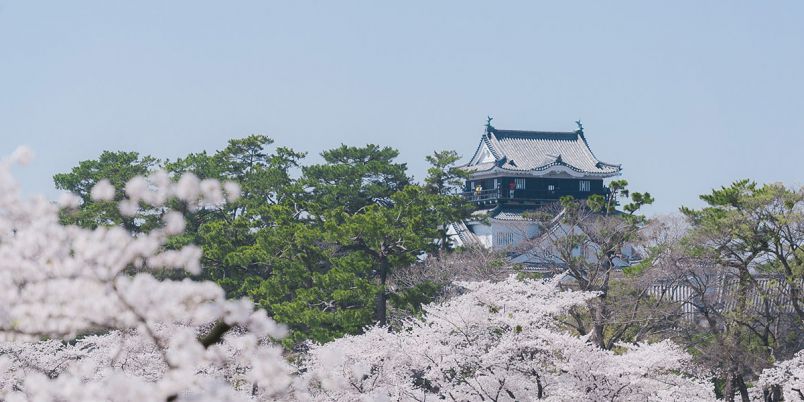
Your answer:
(462, 177), (608, 207)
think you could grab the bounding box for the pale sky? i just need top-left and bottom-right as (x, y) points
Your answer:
(1, 1), (802, 214)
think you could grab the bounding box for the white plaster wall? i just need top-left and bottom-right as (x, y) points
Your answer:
(469, 220), (542, 250)
(468, 223), (493, 249)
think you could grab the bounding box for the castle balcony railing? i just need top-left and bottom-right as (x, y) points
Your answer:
(460, 188), (570, 205)
(462, 188), (501, 203)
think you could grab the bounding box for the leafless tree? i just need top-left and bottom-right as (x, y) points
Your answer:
(386, 246), (512, 327)
(513, 202), (686, 350)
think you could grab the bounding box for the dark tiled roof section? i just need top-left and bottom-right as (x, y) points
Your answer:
(483, 129), (621, 175)
(451, 220), (480, 245)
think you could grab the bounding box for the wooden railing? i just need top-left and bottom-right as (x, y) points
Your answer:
(461, 188), (501, 202)
(461, 188), (564, 203)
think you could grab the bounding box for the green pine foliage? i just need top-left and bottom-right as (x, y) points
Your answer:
(54, 137), (473, 348)
(54, 150), (159, 232)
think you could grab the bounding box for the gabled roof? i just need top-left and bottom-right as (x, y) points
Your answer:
(465, 126), (621, 177)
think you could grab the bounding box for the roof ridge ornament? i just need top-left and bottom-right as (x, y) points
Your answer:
(575, 119), (584, 136)
(485, 115), (495, 136)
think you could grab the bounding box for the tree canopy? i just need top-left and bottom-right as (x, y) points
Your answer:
(53, 138), (473, 346)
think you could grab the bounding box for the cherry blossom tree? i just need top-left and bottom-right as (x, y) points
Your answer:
(0, 147), (292, 401)
(756, 350), (804, 401)
(298, 275), (714, 401)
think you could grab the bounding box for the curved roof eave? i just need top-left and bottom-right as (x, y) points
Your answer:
(501, 160), (621, 175)
(469, 164), (621, 178)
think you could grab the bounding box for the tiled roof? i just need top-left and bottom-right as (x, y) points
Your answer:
(463, 162), (497, 173)
(467, 205), (538, 222)
(489, 205), (537, 221)
(450, 220), (480, 246)
(467, 127), (621, 176)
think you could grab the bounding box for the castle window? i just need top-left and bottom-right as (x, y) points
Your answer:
(547, 184), (555, 192)
(495, 232), (514, 247)
(515, 178), (526, 189)
(579, 180), (591, 192)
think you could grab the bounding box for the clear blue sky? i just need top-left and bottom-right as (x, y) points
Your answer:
(2, 1), (802, 214)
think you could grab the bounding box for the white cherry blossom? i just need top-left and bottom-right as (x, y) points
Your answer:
(0, 152), (293, 401)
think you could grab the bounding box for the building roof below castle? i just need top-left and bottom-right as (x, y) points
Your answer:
(464, 126), (621, 178)
(469, 205), (539, 222)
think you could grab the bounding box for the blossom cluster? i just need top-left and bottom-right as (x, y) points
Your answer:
(756, 350), (804, 401)
(299, 275), (714, 401)
(0, 148), (290, 401)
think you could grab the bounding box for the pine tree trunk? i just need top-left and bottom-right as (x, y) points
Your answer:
(375, 257), (389, 326)
(590, 267), (611, 349)
(724, 268), (751, 402)
(590, 301), (607, 349)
